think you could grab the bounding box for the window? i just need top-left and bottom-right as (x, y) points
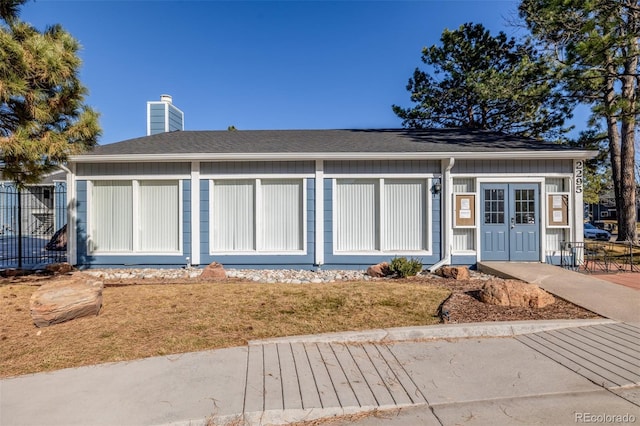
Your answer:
(211, 179), (304, 252)
(90, 180), (180, 253)
(335, 178), (428, 253)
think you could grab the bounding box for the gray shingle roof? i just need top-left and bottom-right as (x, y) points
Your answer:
(84, 128), (581, 156)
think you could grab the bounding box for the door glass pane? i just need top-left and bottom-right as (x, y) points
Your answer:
(515, 189), (536, 224)
(484, 189), (505, 224)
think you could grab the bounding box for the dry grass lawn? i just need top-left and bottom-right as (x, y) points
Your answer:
(0, 279), (449, 378)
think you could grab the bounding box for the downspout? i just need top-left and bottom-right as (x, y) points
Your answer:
(429, 157), (455, 272)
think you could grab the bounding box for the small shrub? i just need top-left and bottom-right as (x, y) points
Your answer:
(389, 257), (423, 278)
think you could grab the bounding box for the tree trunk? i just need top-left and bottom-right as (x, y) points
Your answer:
(603, 64), (623, 237)
(617, 19), (638, 242)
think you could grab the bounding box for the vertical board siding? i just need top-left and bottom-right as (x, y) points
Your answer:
(545, 178), (568, 192)
(201, 161), (314, 175)
(455, 159), (572, 174)
(453, 228), (475, 251)
(168, 104), (183, 131)
(452, 178), (475, 193)
(149, 103), (166, 135)
(76, 162), (190, 177)
(324, 160), (439, 174)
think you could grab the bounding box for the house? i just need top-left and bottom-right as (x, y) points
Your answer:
(65, 128), (597, 270)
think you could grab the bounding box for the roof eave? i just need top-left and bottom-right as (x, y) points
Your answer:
(69, 150), (598, 163)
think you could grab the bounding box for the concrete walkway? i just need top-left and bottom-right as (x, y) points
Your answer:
(478, 262), (640, 323)
(1, 263), (639, 425)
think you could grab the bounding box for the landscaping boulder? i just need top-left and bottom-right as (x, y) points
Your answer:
(436, 266), (470, 280)
(366, 262), (391, 278)
(45, 262), (73, 275)
(479, 280), (555, 308)
(200, 262), (227, 280)
(30, 276), (103, 327)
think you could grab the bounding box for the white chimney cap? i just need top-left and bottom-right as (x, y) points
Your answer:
(160, 94), (173, 103)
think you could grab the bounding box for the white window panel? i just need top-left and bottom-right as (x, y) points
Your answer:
(336, 179), (378, 251)
(139, 180), (179, 251)
(453, 228), (475, 251)
(90, 180), (180, 254)
(212, 180), (255, 251)
(91, 180), (132, 251)
(260, 179), (302, 251)
(335, 178), (430, 253)
(384, 179), (425, 250)
(211, 178), (305, 253)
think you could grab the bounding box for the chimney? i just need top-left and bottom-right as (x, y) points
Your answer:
(147, 94), (184, 136)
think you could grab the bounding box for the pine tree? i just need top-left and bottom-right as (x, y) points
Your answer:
(520, 0), (639, 242)
(392, 22), (573, 141)
(0, 0), (100, 186)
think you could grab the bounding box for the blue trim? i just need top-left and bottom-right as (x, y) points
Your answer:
(450, 255), (477, 266)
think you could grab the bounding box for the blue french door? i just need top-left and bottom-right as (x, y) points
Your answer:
(481, 183), (540, 261)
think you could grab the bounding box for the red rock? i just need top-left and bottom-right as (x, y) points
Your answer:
(437, 266), (470, 280)
(45, 263), (73, 275)
(200, 262), (227, 280)
(479, 280), (555, 308)
(366, 262), (391, 278)
(30, 277), (103, 327)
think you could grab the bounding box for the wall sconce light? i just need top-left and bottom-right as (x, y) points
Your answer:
(432, 182), (442, 194)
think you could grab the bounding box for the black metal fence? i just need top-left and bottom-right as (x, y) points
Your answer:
(560, 240), (640, 273)
(0, 182), (67, 269)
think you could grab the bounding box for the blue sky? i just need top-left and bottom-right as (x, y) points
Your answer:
(21, 0), (579, 145)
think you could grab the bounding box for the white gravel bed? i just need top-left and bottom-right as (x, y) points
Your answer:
(82, 267), (494, 283)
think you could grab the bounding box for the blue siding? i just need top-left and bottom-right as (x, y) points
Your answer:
(325, 160), (439, 174)
(76, 181), (89, 265)
(450, 255), (477, 266)
(201, 161), (314, 175)
(149, 104), (166, 135)
(77, 162), (190, 177)
(454, 159), (572, 174)
(168, 104), (183, 132)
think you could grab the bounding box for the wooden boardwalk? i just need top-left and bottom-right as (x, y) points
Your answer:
(517, 322), (640, 389)
(242, 322), (640, 421)
(243, 341), (428, 416)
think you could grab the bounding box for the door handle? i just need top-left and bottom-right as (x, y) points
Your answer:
(510, 217), (515, 229)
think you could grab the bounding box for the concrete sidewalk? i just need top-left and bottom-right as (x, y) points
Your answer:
(1, 319), (638, 426)
(2, 263), (640, 425)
